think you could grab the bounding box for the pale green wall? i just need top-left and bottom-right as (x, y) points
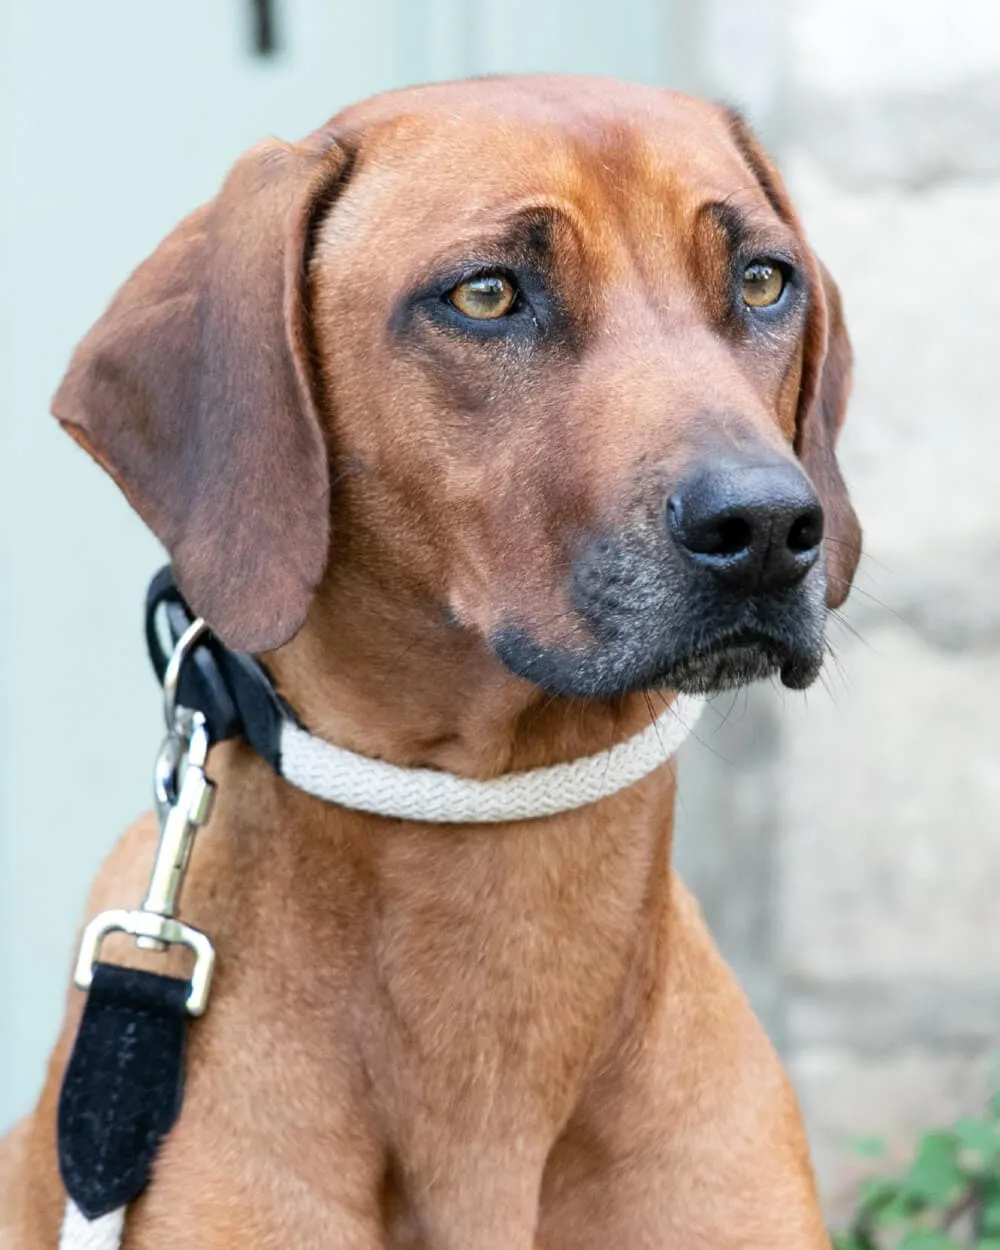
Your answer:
(0, 0), (685, 1132)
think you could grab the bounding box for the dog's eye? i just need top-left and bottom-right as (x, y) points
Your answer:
(742, 261), (785, 309)
(448, 274), (518, 320)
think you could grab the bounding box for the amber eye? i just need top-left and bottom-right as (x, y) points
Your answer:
(742, 261), (786, 308)
(448, 273), (518, 320)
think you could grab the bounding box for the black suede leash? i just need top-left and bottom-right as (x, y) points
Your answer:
(58, 965), (189, 1220)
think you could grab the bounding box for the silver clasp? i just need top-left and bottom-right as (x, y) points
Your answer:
(145, 709), (214, 923)
(74, 618), (218, 1017)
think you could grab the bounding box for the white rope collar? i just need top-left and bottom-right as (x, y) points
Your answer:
(61, 1204), (124, 1250)
(279, 692), (706, 823)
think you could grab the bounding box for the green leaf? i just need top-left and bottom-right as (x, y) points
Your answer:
(870, 1190), (920, 1230)
(832, 1233), (878, 1250)
(982, 1188), (1000, 1237)
(859, 1176), (903, 1208)
(872, 1193), (916, 1227)
(976, 1240), (1000, 1250)
(896, 1233), (962, 1250)
(831, 1236), (864, 1250)
(902, 1132), (966, 1207)
(953, 1116), (1000, 1175)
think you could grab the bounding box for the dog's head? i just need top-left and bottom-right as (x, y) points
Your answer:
(54, 78), (859, 702)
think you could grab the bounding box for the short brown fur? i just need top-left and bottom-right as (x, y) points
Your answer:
(0, 76), (859, 1248)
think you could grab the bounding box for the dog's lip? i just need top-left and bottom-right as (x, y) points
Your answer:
(650, 630), (790, 681)
(665, 628), (790, 667)
(651, 628), (821, 694)
(489, 618), (824, 699)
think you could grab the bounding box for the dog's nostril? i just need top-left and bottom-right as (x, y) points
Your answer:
(704, 515), (753, 557)
(787, 508), (824, 553)
(667, 496), (753, 558)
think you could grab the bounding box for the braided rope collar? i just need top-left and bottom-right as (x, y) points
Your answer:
(279, 692), (706, 823)
(147, 569), (706, 825)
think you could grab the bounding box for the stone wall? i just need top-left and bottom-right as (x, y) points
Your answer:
(675, 0), (1000, 1219)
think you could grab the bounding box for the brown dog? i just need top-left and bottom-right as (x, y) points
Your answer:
(0, 76), (859, 1248)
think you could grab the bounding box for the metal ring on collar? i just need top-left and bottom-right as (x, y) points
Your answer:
(161, 616), (209, 730)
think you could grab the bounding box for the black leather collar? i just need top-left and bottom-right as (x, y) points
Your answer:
(144, 565), (297, 772)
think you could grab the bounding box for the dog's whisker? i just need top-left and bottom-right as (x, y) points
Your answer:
(824, 574), (897, 615)
(828, 609), (869, 648)
(642, 691), (668, 758)
(649, 687), (736, 767)
(822, 537), (892, 576)
(384, 634), (437, 676)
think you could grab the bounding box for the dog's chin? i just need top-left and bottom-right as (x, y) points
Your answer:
(491, 625), (824, 700)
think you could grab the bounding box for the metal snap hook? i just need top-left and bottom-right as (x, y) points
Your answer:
(73, 619), (218, 1017)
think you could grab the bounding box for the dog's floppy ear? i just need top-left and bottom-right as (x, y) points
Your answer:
(794, 260), (862, 608)
(723, 108), (861, 608)
(52, 133), (350, 652)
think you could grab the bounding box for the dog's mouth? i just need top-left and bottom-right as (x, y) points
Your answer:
(491, 618), (825, 700)
(490, 522), (832, 701)
(650, 630), (823, 695)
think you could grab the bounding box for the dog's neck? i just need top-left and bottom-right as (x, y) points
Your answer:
(263, 576), (670, 782)
(202, 569), (682, 1011)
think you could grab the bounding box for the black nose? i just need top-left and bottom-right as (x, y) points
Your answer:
(667, 459), (823, 593)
